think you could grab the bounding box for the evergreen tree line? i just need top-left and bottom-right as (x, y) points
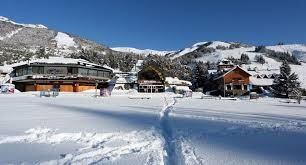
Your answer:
(255, 46), (301, 65)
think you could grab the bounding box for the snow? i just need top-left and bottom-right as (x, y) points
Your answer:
(207, 41), (231, 49)
(8, 57), (101, 68)
(291, 63), (306, 89)
(165, 77), (192, 86)
(0, 16), (47, 29)
(54, 32), (77, 48)
(0, 65), (13, 73)
(249, 77), (274, 86)
(172, 45), (199, 59)
(0, 28), (23, 40)
(171, 41), (237, 59)
(1, 92), (306, 164)
(267, 44), (306, 61)
(111, 47), (175, 56)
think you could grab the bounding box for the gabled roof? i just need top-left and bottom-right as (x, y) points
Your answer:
(214, 66), (252, 80)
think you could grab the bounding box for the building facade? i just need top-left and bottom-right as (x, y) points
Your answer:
(137, 66), (165, 93)
(214, 66), (252, 96)
(11, 57), (113, 92)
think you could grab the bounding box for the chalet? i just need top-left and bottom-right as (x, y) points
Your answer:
(113, 72), (138, 90)
(137, 65), (165, 93)
(214, 66), (252, 96)
(11, 57), (113, 92)
(217, 59), (234, 72)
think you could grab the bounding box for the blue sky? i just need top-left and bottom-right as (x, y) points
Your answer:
(1, 0), (306, 50)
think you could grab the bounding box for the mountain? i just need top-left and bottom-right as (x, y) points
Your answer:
(111, 47), (174, 56)
(0, 16), (113, 56)
(0, 16), (147, 72)
(0, 16), (306, 88)
(165, 41), (306, 88)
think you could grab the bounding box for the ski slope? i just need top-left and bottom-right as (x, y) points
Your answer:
(0, 92), (306, 164)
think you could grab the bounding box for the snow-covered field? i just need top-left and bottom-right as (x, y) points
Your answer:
(1, 92), (306, 164)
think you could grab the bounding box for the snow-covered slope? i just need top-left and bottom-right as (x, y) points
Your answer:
(267, 44), (306, 62)
(53, 32), (77, 48)
(168, 41), (306, 88)
(111, 47), (174, 56)
(170, 41), (238, 59)
(0, 16), (47, 29)
(0, 16), (123, 64)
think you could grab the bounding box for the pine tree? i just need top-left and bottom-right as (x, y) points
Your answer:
(192, 62), (208, 90)
(240, 53), (250, 64)
(272, 60), (300, 98)
(255, 55), (265, 64)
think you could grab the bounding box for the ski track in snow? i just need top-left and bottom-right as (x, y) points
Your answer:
(159, 96), (203, 165)
(159, 97), (177, 165)
(0, 94), (206, 165)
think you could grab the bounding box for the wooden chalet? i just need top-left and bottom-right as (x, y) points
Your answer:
(137, 65), (165, 93)
(11, 57), (113, 92)
(214, 66), (252, 96)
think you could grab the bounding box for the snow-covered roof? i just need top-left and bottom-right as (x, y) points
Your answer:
(218, 59), (233, 65)
(165, 77), (192, 86)
(114, 74), (137, 84)
(249, 77), (274, 86)
(0, 66), (13, 74)
(208, 70), (218, 74)
(214, 66), (252, 80)
(9, 57), (113, 71)
(174, 85), (192, 91)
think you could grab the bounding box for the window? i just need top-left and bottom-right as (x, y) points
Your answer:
(104, 72), (110, 78)
(227, 85), (232, 90)
(67, 67), (73, 74)
(72, 68), (78, 74)
(88, 69), (97, 76)
(78, 68), (88, 75)
(32, 66), (44, 74)
(233, 85), (242, 90)
(22, 68), (28, 75)
(244, 85), (248, 90)
(16, 68), (23, 76)
(28, 67), (32, 75)
(68, 67), (78, 75)
(98, 71), (104, 77)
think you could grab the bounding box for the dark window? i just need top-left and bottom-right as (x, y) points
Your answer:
(67, 67), (78, 75)
(32, 66), (44, 74)
(244, 85), (248, 90)
(72, 68), (78, 74)
(227, 85), (232, 90)
(233, 85), (242, 90)
(67, 67), (73, 74)
(16, 68), (23, 76)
